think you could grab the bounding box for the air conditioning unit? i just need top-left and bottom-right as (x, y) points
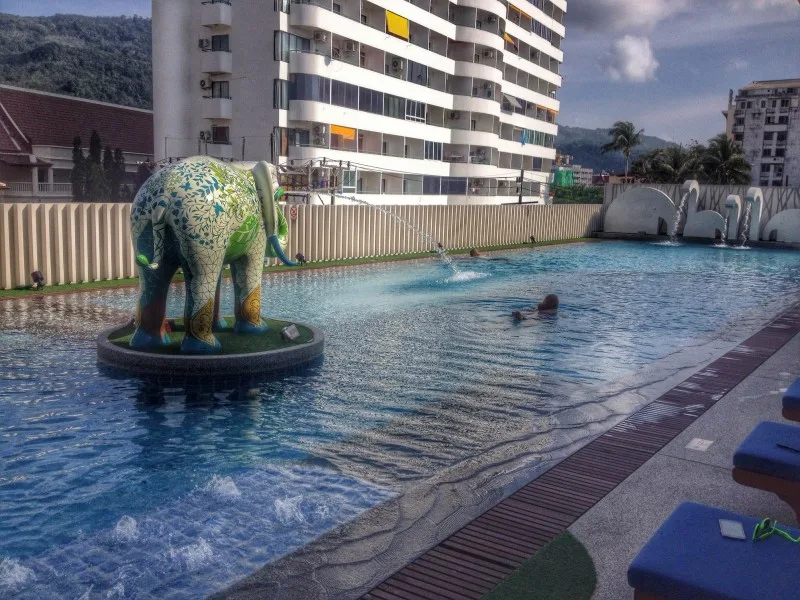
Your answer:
(200, 79), (209, 89)
(198, 38), (211, 50)
(313, 31), (328, 42)
(483, 50), (494, 59)
(344, 40), (357, 52)
(483, 82), (492, 90)
(470, 187), (480, 194)
(530, 49), (540, 59)
(499, 180), (508, 187)
(449, 111), (460, 119)
(199, 130), (212, 141)
(313, 124), (327, 134)
(391, 59), (404, 72)
(474, 179), (483, 186)
(314, 136), (326, 145)
(487, 15), (497, 23)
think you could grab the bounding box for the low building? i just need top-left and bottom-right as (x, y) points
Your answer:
(723, 79), (800, 187)
(0, 85), (154, 202)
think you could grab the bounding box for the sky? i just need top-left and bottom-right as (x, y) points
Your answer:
(2, 0), (799, 144)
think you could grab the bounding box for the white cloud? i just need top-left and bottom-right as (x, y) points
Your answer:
(602, 36), (660, 82)
(568, 0), (690, 32)
(726, 58), (749, 71)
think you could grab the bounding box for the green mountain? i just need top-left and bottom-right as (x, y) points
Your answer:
(555, 125), (674, 173)
(0, 13), (152, 109)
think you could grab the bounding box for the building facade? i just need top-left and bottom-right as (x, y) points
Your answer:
(152, 0), (565, 204)
(0, 85), (154, 202)
(724, 79), (800, 187)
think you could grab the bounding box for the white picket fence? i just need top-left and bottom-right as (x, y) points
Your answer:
(0, 202), (605, 290)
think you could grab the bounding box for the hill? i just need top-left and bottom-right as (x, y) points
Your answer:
(0, 13), (152, 109)
(555, 125), (674, 173)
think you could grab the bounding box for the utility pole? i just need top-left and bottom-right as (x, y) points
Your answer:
(306, 161), (313, 206)
(517, 168), (524, 204)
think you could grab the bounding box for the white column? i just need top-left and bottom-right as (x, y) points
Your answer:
(31, 167), (39, 193)
(47, 168), (54, 186)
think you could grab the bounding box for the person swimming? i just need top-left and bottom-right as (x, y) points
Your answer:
(468, 248), (510, 262)
(470, 248), (481, 257)
(512, 294), (559, 320)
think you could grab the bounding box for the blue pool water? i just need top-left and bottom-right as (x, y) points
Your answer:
(1, 241), (799, 598)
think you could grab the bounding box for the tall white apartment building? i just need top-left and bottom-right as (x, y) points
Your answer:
(153, 0), (565, 204)
(724, 79), (800, 187)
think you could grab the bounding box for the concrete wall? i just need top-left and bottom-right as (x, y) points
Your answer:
(0, 202), (604, 290)
(604, 183), (800, 239)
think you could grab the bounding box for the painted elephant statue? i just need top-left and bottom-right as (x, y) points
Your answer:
(130, 156), (295, 354)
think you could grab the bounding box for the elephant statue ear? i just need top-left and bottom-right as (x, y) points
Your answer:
(251, 161), (296, 266)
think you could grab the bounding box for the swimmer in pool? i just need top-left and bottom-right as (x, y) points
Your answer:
(469, 248), (510, 262)
(512, 294), (559, 320)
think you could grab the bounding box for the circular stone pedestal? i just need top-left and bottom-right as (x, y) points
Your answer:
(97, 319), (324, 377)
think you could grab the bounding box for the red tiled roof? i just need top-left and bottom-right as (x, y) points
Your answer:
(0, 85), (153, 156)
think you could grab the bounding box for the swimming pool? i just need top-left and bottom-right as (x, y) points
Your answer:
(1, 241), (799, 598)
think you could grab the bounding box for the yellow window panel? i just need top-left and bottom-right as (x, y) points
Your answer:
(331, 124), (356, 140)
(509, 4), (532, 19)
(386, 11), (409, 40)
(503, 32), (518, 48)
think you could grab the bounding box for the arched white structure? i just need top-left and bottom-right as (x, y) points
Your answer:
(604, 187), (675, 235)
(762, 209), (800, 244)
(724, 195), (742, 241)
(744, 187), (763, 241)
(682, 180), (724, 240)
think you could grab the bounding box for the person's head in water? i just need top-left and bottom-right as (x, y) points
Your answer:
(470, 248), (481, 257)
(537, 294), (559, 313)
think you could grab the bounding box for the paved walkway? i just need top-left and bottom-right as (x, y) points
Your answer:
(571, 331), (800, 599)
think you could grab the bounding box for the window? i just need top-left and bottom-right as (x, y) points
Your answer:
(276, 0), (290, 13)
(424, 141), (442, 160)
(775, 148), (786, 157)
(360, 13), (367, 24)
(273, 79), (288, 109)
(759, 180), (769, 187)
(333, 2), (341, 12)
(734, 118), (744, 126)
(331, 80), (358, 109)
(761, 100), (766, 108)
(766, 116), (776, 124)
(778, 116), (789, 124)
(274, 32), (310, 61)
(289, 73), (330, 102)
(734, 133), (743, 142)
(406, 60), (428, 85)
(777, 132), (787, 142)
(423, 176), (441, 195)
(211, 125), (230, 144)
(441, 177), (467, 195)
(406, 100), (426, 122)
(761, 164), (771, 173)
(211, 80), (230, 98)
(211, 35), (230, 52)
(359, 88), (383, 114)
(746, 101), (752, 108)
(384, 94), (405, 119)
(739, 102), (746, 109)
(763, 131), (774, 140)
(341, 170), (356, 193)
(772, 100), (778, 108)
(763, 148), (772, 157)
(292, 129), (310, 146)
(781, 98), (790, 108)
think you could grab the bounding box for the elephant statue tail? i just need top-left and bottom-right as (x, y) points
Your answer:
(135, 203), (167, 271)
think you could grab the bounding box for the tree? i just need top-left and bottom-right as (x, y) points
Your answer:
(69, 135), (85, 201)
(654, 145), (701, 183)
(630, 149), (662, 183)
(84, 130), (107, 201)
(113, 148), (126, 201)
(601, 121), (644, 178)
(134, 161), (154, 196)
(702, 133), (751, 185)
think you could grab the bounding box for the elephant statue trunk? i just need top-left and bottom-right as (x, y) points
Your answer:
(251, 161), (297, 267)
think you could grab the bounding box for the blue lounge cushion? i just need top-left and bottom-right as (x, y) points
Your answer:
(628, 502), (799, 599)
(733, 421), (800, 481)
(783, 378), (800, 412)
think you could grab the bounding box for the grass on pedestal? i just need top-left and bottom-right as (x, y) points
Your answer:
(481, 533), (597, 600)
(109, 317), (313, 355)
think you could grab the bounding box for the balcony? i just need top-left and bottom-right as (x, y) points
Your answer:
(201, 1), (232, 27)
(201, 50), (233, 74)
(205, 142), (234, 159)
(3, 182), (73, 197)
(202, 97), (233, 120)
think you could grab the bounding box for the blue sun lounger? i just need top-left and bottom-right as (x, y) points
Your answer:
(628, 502), (799, 600)
(781, 377), (800, 422)
(732, 420), (800, 521)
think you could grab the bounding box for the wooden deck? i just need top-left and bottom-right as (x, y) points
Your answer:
(363, 304), (800, 600)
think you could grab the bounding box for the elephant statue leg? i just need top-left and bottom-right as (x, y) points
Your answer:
(213, 274), (226, 331)
(231, 232), (268, 335)
(131, 257), (178, 349)
(180, 248), (226, 354)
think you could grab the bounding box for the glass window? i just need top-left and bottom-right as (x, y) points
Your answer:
(342, 170), (356, 193)
(211, 80), (230, 99)
(331, 80), (358, 109)
(289, 74), (330, 102)
(761, 164), (771, 173)
(781, 98), (790, 107)
(406, 60), (428, 86)
(777, 132), (787, 142)
(211, 35), (230, 52)
(211, 125), (230, 144)
(441, 177), (467, 195)
(406, 99), (426, 122)
(423, 176), (441, 195)
(359, 87), (383, 114)
(384, 94), (405, 119)
(273, 79), (288, 109)
(763, 131), (774, 140)
(424, 141), (442, 160)
(274, 32), (309, 61)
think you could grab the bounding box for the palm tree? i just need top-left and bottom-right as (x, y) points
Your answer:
(702, 133), (751, 185)
(654, 145), (700, 183)
(631, 149), (662, 183)
(601, 121), (645, 178)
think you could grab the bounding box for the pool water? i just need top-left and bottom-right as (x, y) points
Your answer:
(1, 241), (799, 598)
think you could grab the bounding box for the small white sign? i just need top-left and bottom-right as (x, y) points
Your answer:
(686, 438), (714, 452)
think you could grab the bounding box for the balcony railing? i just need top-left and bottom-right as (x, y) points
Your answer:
(5, 182), (73, 195)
